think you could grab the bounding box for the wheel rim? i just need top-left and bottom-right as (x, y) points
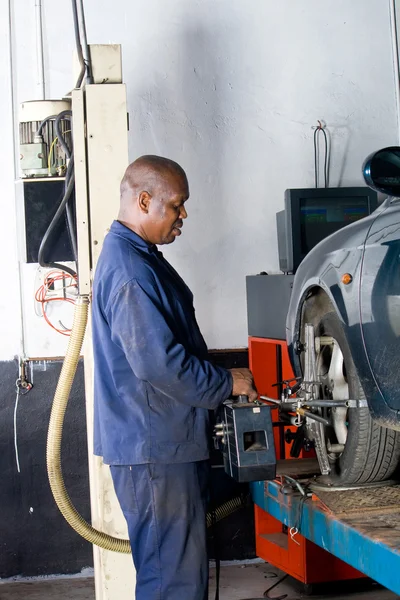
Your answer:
(316, 338), (349, 455)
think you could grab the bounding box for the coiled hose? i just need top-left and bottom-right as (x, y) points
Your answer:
(47, 296), (245, 553)
(206, 496), (244, 528)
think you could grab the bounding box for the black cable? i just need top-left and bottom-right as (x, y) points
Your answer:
(36, 114), (58, 137)
(313, 128), (318, 189)
(63, 155), (78, 264)
(66, 157), (74, 186)
(54, 111), (78, 264)
(263, 573), (289, 599)
(71, 0), (85, 88)
(55, 111), (72, 159)
(321, 127), (328, 188)
(64, 176), (78, 265)
(38, 169), (77, 278)
(65, 202), (78, 264)
(313, 125), (329, 188)
(36, 108), (78, 274)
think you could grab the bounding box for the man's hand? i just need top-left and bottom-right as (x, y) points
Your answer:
(229, 368), (258, 402)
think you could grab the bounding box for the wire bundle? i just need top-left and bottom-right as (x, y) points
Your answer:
(35, 270), (78, 335)
(48, 129), (71, 176)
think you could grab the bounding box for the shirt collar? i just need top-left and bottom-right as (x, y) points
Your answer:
(109, 221), (157, 254)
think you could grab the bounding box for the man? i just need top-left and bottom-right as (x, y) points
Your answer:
(92, 155), (257, 600)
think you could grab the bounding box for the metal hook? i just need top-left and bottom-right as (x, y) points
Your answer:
(311, 119), (326, 130)
(290, 526), (300, 546)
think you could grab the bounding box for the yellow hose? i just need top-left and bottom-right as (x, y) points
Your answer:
(46, 295), (131, 553)
(46, 296), (245, 553)
(206, 496), (244, 528)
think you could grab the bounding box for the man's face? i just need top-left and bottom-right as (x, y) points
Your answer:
(146, 174), (189, 245)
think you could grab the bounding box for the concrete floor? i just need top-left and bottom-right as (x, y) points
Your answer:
(0, 564), (398, 600)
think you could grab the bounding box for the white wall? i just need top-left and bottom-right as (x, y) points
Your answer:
(2, 0), (399, 359)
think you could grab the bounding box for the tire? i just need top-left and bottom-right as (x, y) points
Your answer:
(302, 295), (400, 484)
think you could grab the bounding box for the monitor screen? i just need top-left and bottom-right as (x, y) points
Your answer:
(299, 196), (370, 254)
(277, 187), (378, 274)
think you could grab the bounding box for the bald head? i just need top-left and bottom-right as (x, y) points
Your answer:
(118, 155), (189, 246)
(121, 155), (187, 198)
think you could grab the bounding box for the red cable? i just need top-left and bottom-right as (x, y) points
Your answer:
(35, 271), (78, 336)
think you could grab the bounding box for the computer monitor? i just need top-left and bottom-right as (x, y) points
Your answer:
(276, 187), (378, 274)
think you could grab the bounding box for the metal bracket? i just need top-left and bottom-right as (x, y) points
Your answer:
(17, 360), (32, 393)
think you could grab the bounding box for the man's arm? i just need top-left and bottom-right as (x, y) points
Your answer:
(108, 278), (237, 410)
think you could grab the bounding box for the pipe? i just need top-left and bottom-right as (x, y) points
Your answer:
(302, 400), (348, 408)
(35, 0), (45, 99)
(76, 0), (93, 84)
(390, 0), (400, 143)
(71, 0), (85, 88)
(47, 297), (243, 552)
(259, 395), (282, 405)
(296, 408), (330, 427)
(8, 0), (27, 359)
(47, 296), (131, 553)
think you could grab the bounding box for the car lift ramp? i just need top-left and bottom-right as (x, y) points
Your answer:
(251, 461), (400, 595)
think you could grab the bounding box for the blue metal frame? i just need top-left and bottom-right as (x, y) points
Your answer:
(251, 481), (400, 595)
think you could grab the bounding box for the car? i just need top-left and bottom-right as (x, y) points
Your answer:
(286, 147), (400, 485)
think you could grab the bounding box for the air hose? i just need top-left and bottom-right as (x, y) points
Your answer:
(47, 296), (245, 552)
(46, 295), (131, 552)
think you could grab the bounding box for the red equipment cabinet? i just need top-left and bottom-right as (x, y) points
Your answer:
(249, 336), (363, 585)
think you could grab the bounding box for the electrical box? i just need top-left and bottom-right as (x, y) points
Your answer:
(246, 274), (294, 340)
(73, 44), (123, 85)
(219, 401), (276, 483)
(20, 143), (47, 172)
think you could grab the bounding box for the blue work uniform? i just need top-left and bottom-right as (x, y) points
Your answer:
(92, 221), (232, 600)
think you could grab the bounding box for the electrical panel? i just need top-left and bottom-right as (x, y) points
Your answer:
(23, 181), (75, 263)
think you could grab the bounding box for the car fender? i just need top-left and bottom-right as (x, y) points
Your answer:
(286, 264), (363, 380)
(286, 201), (400, 429)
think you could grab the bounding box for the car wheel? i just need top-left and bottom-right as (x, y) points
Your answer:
(302, 298), (400, 484)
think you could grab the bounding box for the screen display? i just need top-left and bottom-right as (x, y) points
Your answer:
(300, 197), (369, 254)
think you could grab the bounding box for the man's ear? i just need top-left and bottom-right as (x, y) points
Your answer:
(138, 191), (151, 214)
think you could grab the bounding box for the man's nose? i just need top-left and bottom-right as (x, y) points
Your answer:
(180, 205), (188, 219)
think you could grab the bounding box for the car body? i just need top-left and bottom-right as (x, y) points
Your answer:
(286, 155), (400, 431)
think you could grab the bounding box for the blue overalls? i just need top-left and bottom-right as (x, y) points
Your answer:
(92, 221), (232, 599)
